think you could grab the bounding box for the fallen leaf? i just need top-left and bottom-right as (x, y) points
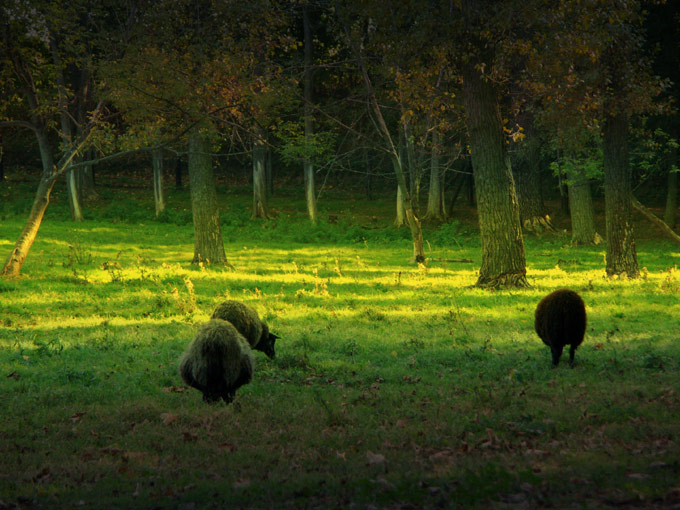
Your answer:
(182, 431), (198, 442)
(218, 443), (235, 452)
(233, 478), (251, 488)
(160, 413), (178, 426)
(70, 412), (85, 424)
(628, 473), (651, 480)
(366, 451), (386, 466)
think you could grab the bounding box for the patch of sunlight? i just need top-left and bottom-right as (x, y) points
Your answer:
(21, 315), (198, 331)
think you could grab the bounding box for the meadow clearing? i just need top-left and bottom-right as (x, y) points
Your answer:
(1, 182), (679, 509)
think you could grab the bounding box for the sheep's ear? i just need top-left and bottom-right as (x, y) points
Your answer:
(270, 333), (280, 340)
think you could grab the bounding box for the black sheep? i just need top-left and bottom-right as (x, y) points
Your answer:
(211, 300), (279, 359)
(179, 319), (254, 403)
(534, 289), (587, 366)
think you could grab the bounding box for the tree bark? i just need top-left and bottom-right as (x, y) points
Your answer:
(602, 113), (638, 277)
(252, 133), (269, 219)
(188, 133), (227, 265)
(66, 168), (84, 221)
(426, 130), (445, 221)
(568, 165), (601, 245)
(303, 4), (318, 224)
(462, 61), (528, 288)
(153, 148), (166, 217)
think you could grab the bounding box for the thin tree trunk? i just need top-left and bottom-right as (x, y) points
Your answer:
(188, 133), (227, 266)
(664, 153), (677, 227)
(568, 165), (601, 245)
(603, 113), (638, 278)
(303, 4), (318, 224)
(462, 60), (528, 288)
(153, 148), (166, 217)
(394, 183), (405, 227)
(66, 168), (84, 221)
(252, 134), (269, 219)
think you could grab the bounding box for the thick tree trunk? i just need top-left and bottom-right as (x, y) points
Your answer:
(462, 61), (528, 288)
(512, 137), (553, 233)
(568, 166), (601, 245)
(664, 161), (677, 228)
(303, 4), (318, 224)
(426, 131), (445, 221)
(189, 133), (227, 266)
(2, 130), (56, 276)
(153, 148), (166, 217)
(252, 135), (269, 219)
(603, 114), (638, 278)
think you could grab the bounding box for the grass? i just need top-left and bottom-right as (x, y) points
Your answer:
(1, 179), (680, 508)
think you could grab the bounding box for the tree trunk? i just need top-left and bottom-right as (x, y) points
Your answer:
(512, 137), (553, 233)
(188, 133), (227, 266)
(175, 158), (183, 189)
(80, 149), (98, 200)
(426, 130), (445, 221)
(66, 167), (84, 221)
(153, 148), (166, 217)
(2, 130), (56, 276)
(462, 61), (528, 288)
(568, 165), (601, 245)
(664, 152), (677, 227)
(394, 184), (405, 227)
(603, 113), (638, 278)
(252, 134), (269, 219)
(303, 4), (318, 224)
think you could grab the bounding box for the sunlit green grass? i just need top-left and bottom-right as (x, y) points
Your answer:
(1, 183), (679, 508)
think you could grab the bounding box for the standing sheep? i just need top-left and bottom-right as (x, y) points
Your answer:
(179, 319), (254, 403)
(534, 289), (587, 366)
(211, 300), (278, 359)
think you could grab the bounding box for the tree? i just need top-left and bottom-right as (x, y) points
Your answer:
(461, 0), (528, 288)
(188, 131), (228, 265)
(303, 3), (318, 224)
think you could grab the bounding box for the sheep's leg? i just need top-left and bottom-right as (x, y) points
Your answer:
(551, 345), (563, 366)
(569, 345), (576, 367)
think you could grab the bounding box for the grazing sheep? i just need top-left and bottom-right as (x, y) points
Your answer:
(179, 319), (254, 403)
(211, 300), (278, 359)
(534, 289), (587, 366)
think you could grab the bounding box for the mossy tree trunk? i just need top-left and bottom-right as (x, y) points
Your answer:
(603, 113), (638, 277)
(189, 133), (227, 266)
(568, 165), (601, 245)
(153, 148), (166, 217)
(462, 60), (528, 288)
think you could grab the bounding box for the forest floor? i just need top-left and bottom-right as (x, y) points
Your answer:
(1, 178), (680, 509)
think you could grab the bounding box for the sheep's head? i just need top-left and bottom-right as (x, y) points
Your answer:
(259, 324), (278, 359)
